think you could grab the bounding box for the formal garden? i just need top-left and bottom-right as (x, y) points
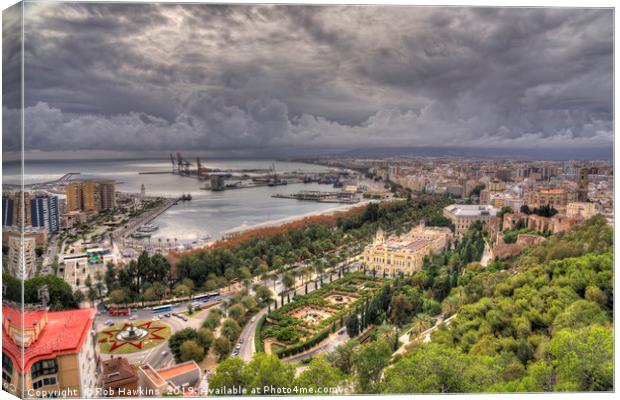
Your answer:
(257, 272), (387, 358)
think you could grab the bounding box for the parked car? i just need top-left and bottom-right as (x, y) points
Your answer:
(104, 320), (114, 326)
(251, 316), (256, 322)
(164, 313), (171, 318)
(239, 338), (244, 344)
(129, 316), (137, 321)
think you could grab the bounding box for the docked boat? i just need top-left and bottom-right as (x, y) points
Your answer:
(131, 231), (151, 239)
(137, 224), (159, 233)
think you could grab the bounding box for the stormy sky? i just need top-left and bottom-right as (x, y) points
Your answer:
(2, 3), (614, 156)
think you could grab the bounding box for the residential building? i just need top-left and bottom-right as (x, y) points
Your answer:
(6, 230), (38, 279)
(566, 202), (598, 219)
(66, 182), (83, 212)
(443, 204), (499, 237)
(2, 192), (32, 227)
(2, 194), (14, 226)
(31, 195), (61, 233)
(82, 181), (101, 212)
(362, 224), (452, 276)
(487, 180), (506, 192)
(99, 180), (117, 210)
(99, 357), (139, 397)
(65, 180), (116, 213)
(1, 306), (97, 398)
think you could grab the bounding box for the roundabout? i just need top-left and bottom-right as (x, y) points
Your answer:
(98, 320), (172, 354)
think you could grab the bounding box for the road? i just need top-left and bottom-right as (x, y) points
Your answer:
(284, 328), (350, 364)
(95, 296), (227, 369)
(393, 313), (457, 356)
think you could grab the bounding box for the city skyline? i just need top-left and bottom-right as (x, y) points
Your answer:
(2, 4), (613, 156)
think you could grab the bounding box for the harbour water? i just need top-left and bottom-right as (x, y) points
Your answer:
(4, 158), (350, 243)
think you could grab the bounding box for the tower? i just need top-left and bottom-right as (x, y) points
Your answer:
(374, 227), (385, 245)
(140, 184), (146, 199)
(577, 167), (589, 202)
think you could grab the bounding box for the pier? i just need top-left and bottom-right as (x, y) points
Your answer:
(112, 197), (178, 239)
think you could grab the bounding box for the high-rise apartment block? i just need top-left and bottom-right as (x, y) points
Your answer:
(6, 231), (37, 279)
(2, 192), (32, 227)
(65, 180), (116, 213)
(30, 195), (60, 233)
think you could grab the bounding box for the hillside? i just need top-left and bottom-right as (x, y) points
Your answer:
(383, 216), (613, 393)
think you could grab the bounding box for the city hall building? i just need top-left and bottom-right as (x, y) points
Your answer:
(363, 223), (452, 276)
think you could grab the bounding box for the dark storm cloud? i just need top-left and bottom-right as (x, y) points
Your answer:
(2, 3), (613, 152)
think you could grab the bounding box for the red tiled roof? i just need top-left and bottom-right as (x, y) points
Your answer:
(2, 306), (96, 372)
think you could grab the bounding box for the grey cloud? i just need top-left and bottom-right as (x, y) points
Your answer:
(2, 4), (613, 153)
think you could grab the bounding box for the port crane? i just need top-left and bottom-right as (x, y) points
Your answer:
(170, 152), (192, 175)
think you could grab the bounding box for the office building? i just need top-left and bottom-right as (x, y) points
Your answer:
(2, 306), (97, 398)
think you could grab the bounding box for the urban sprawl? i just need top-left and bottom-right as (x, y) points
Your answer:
(1, 157), (613, 396)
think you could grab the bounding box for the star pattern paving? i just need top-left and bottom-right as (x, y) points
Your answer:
(98, 321), (168, 352)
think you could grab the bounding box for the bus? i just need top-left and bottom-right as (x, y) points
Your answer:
(108, 307), (130, 316)
(192, 291), (220, 302)
(152, 304), (173, 314)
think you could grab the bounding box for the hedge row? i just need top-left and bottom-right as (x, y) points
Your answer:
(255, 315), (266, 353)
(275, 328), (330, 359)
